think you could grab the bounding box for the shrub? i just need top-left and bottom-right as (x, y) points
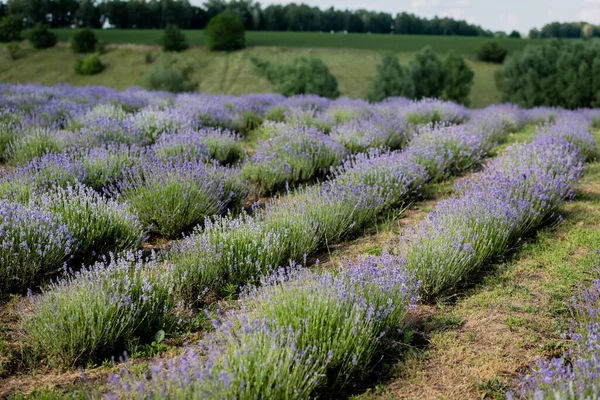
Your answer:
(508, 30), (521, 38)
(6, 42), (20, 60)
(153, 129), (244, 165)
(160, 24), (188, 52)
(35, 184), (145, 260)
(141, 56), (197, 93)
(205, 13), (245, 51)
(6, 128), (69, 166)
(29, 23), (57, 49)
(477, 42), (507, 63)
(22, 253), (176, 367)
(75, 54), (104, 75)
(0, 15), (22, 43)
(252, 56), (340, 99)
(0, 153), (86, 203)
(95, 40), (106, 54)
(408, 46), (446, 99)
(70, 28), (97, 53)
(0, 200), (74, 295)
(116, 158), (246, 238)
(81, 146), (144, 192)
(368, 53), (414, 102)
(242, 124), (347, 194)
(330, 114), (410, 153)
(442, 51), (474, 105)
(498, 39), (600, 109)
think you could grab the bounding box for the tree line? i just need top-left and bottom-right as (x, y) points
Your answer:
(0, 0), (494, 35)
(529, 21), (600, 38)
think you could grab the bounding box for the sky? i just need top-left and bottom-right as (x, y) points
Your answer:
(246, 0), (600, 34)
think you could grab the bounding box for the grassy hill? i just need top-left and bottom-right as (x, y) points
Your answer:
(48, 29), (536, 55)
(1, 30), (513, 107)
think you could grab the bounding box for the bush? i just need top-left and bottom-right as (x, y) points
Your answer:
(498, 40), (600, 108)
(242, 124), (347, 194)
(0, 15), (22, 43)
(95, 40), (106, 54)
(117, 158), (246, 238)
(153, 129), (244, 165)
(22, 254), (176, 367)
(205, 13), (245, 51)
(477, 42), (507, 63)
(6, 128), (69, 166)
(408, 46), (446, 99)
(252, 56), (340, 99)
(141, 56), (197, 93)
(75, 54), (104, 75)
(442, 51), (474, 105)
(29, 23), (57, 49)
(35, 184), (145, 260)
(70, 28), (97, 53)
(160, 24), (187, 52)
(0, 200), (73, 294)
(6, 42), (19, 60)
(367, 53), (414, 102)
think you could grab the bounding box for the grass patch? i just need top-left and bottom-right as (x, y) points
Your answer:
(0, 44), (501, 108)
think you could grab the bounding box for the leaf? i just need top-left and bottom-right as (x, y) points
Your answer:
(154, 329), (165, 344)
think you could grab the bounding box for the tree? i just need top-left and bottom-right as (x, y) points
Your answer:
(252, 56), (339, 98)
(70, 28), (97, 53)
(367, 53), (414, 102)
(508, 30), (521, 38)
(442, 51), (474, 105)
(29, 22), (56, 48)
(477, 42), (508, 63)
(529, 28), (540, 38)
(0, 14), (22, 42)
(74, 0), (101, 28)
(161, 24), (188, 52)
(408, 46), (446, 99)
(142, 55), (197, 93)
(205, 12), (245, 51)
(497, 39), (600, 109)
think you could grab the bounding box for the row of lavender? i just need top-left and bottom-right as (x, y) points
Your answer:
(102, 114), (596, 398)
(18, 99), (522, 369)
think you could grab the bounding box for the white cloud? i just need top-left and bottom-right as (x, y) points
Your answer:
(443, 7), (466, 19)
(580, 6), (600, 23)
(498, 12), (519, 31)
(410, 0), (441, 9)
(447, 0), (470, 6)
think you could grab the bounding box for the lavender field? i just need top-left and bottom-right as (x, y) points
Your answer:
(0, 82), (599, 399)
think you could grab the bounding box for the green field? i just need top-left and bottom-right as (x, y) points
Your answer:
(0, 42), (502, 107)
(48, 29), (537, 55)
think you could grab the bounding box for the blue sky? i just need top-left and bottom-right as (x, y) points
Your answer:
(250, 0), (600, 34)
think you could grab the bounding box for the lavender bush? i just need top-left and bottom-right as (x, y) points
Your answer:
(153, 128), (244, 165)
(330, 114), (410, 153)
(22, 252), (176, 367)
(6, 127), (71, 166)
(0, 200), (73, 294)
(34, 184), (145, 259)
(242, 124), (347, 194)
(115, 157), (247, 238)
